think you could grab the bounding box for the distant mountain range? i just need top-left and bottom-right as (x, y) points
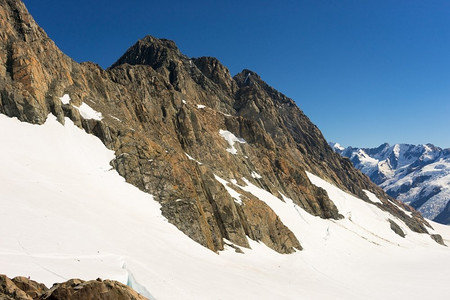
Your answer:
(330, 142), (450, 224)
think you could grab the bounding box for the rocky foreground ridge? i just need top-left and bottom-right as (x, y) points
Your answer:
(330, 142), (450, 225)
(0, 0), (443, 254)
(0, 274), (147, 300)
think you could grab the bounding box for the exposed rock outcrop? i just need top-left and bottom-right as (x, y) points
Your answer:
(0, 0), (442, 253)
(0, 274), (35, 300)
(0, 275), (147, 300)
(388, 219), (406, 238)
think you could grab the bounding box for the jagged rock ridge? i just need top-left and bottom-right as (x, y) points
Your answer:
(330, 142), (450, 225)
(0, 0), (441, 255)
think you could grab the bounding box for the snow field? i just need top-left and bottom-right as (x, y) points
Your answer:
(1, 114), (450, 299)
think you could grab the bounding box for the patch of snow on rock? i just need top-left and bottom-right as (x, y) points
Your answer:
(59, 94), (71, 105)
(219, 129), (246, 155)
(185, 152), (203, 165)
(109, 115), (122, 122)
(214, 175), (243, 204)
(251, 171), (262, 179)
(74, 103), (103, 121)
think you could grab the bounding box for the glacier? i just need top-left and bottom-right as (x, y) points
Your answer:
(1, 114), (450, 299)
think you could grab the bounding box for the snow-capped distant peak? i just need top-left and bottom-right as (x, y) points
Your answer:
(329, 142), (345, 151)
(330, 141), (450, 224)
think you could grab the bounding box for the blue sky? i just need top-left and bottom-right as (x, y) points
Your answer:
(23, 0), (450, 148)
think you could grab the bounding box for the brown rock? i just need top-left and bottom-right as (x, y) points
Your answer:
(0, 0), (438, 254)
(0, 274), (33, 300)
(0, 275), (147, 300)
(11, 277), (48, 299)
(40, 278), (147, 300)
(237, 190), (302, 253)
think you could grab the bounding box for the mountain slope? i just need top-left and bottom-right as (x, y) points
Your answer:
(2, 1), (450, 298)
(330, 142), (450, 224)
(1, 114), (450, 300)
(0, 0), (439, 255)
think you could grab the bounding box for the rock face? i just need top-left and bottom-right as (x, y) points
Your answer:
(41, 278), (147, 300)
(0, 274), (36, 300)
(0, 275), (147, 300)
(331, 142), (450, 224)
(0, 0), (441, 253)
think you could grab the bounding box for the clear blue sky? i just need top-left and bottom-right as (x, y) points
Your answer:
(23, 0), (450, 148)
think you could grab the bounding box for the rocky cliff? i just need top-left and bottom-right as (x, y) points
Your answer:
(0, 0), (440, 254)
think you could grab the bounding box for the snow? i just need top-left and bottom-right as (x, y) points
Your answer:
(382, 158), (450, 219)
(354, 149), (381, 175)
(74, 103), (103, 121)
(109, 115), (122, 122)
(330, 142), (345, 151)
(333, 143), (450, 220)
(59, 94), (103, 121)
(214, 175), (243, 204)
(251, 171), (262, 179)
(219, 111), (232, 117)
(244, 73), (250, 83)
(184, 152), (202, 165)
(1, 113), (450, 300)
(363, 189), (383, 204)
(393, 144), (400, 159)
(59, 94), (71, 105)
(219, 129), (246, 155)
(197, 104), (206, 109)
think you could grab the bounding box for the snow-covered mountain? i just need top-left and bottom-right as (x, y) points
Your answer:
(330, 142), (450, 224)
(2, 114), (450, 299)
(1, 0), (450, 299)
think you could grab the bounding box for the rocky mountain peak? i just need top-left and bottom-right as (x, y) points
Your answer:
(1, 0), (442, 257)
(234, 69), (295, 107)
(234, 69), (259, 87)
(192, 56), (237, 94)
(109, 35), (182, 69)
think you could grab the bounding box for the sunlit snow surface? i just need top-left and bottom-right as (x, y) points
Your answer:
(219, 129), (246, 155)
(73, 103), (103, 121)
(59, 93), (102, 120)
(59, 94), (71, 105)
(1, 114), (450, 300)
